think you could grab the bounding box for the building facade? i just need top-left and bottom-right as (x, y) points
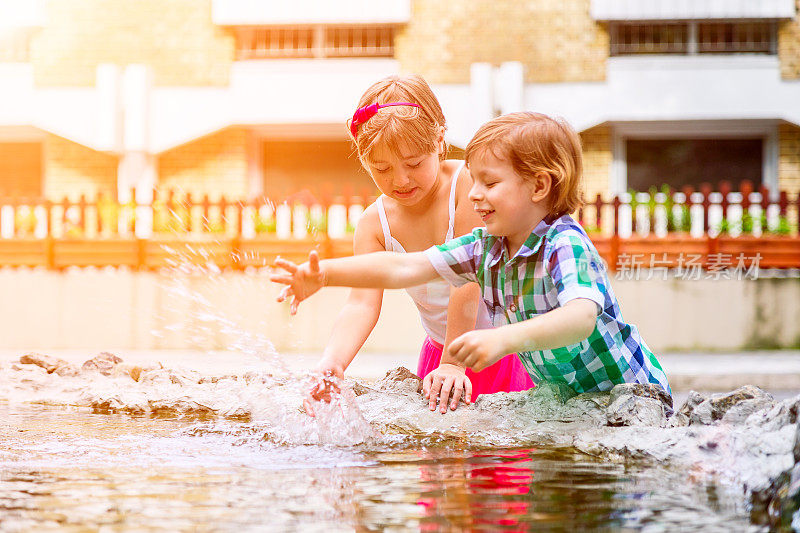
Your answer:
(0, 0), (798, 204)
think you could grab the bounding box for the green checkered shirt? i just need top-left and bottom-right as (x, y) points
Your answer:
(424, 215), (670, 394)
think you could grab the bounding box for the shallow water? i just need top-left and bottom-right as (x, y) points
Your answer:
(0, 403), (760, 532)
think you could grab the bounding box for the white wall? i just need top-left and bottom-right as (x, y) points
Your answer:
(0, 268), (797, 353)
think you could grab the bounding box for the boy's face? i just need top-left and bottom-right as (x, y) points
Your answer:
(468, 148), (546, 248)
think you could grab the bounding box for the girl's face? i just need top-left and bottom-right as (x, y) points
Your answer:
(364, 140), (442, 206)
(468, 148), (549, 252)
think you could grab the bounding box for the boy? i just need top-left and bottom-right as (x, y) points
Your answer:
(271, 112), (670, 396)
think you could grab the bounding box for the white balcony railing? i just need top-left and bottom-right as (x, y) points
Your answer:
(591, 0), (796, 21)
(212, 0), (411, 26)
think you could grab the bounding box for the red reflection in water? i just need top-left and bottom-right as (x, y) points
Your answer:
(416, 449), (537, 531)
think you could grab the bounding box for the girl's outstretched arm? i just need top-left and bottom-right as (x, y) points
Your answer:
(271, 250), (440, 314)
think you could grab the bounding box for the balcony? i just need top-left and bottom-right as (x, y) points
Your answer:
(212, 0), (411, 26)
(591, 0), (796, 21)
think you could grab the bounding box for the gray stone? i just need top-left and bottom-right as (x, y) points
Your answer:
(683, 386), (773, 426)
(19, 352), (70, 374)
(606, 395), (668, 427)
(376, 367), (422, 395)
(81, 352), (124, 375)
(678, 390), (708, 418)
(795, 421), (800, 463)
(609, 382), (673, 414)
(722, 397), (776, 425)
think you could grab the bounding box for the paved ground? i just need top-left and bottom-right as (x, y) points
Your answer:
(2, 348), (799, 394)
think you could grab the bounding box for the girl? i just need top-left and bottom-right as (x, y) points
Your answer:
(301, 75), (533, 415)
(273, 112), (671, 396)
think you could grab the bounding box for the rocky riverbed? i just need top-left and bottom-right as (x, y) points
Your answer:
(3, 352), (799, 530)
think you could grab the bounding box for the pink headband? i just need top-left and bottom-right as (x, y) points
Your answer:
(349, 102), (421, 139)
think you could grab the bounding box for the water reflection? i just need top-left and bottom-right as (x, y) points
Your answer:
(0, 404), (757, 531)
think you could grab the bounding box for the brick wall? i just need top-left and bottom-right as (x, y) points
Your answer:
(30, 0), (234, 87)
(580, 125), (613, 203)
(396, 0), (608, 84)
(157, 128), (248, 200)
(778, 0), (800, 80)
(44, 135), (118, 200)
(779, 123), (800, 196)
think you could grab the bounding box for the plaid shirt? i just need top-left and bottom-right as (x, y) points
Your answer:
(424, 215), (670, 395)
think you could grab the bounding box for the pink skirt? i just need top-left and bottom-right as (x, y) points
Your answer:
(417, 337), (535, 399)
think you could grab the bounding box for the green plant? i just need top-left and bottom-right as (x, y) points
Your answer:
(307, 213), (328, 235)
(772, 215), (792, 235)
(253, 211), (276, 234)
(206, 221), (225, 234)
(14, 208), (37, 235)
(153, 202), (190, 234)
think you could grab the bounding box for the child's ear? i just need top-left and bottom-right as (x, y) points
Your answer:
(531, 172), (552, 203)
(436, 127), (446, 154)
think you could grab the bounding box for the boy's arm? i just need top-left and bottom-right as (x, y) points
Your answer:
(448, 298), (598, 371)
(272, 250), (439, 314)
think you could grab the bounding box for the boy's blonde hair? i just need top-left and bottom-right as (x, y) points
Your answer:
(465, 112), (585, 217)
(348, 75), (447, 166)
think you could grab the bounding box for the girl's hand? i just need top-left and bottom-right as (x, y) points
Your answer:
(270, 250), (326, 315)
(423, 363), (473, 413)
(447, 329), (509, 372)
(302, 376), (341, 417)
(303, 363), (344, 417)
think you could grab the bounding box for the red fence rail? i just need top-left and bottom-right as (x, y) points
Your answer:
(0, 181), (798, 271)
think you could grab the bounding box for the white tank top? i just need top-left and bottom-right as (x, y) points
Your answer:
(376, 161), (492, 344)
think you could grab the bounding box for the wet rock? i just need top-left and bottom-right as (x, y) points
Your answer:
(609, 383), (673, 414)
(352, 382), (373, 396)
(722, 396), (776, 425)
(376, 367), (422, 395)
(168, 369), (202, 386)
(681, 386), (773, 426)
(561, 394), (608, 424)
(677, 391), (708, 419)
(750, 462), (800, 531)
(747, 396), (800, 431)
(795, 421), (800, 463)
(19, 353), (70, 374)
(477, 382), (577, 422)
(53, 364), (80, 377)
(81, 352), (124, 375)
(110, 364), (143, 382)
(605, 383), (672, 427)
(606, 395), (668, 427)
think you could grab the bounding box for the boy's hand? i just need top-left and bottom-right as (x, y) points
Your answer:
(447, 329), (509, 372)
(423, 363), (473, 413)
(270, 250), (326, 315)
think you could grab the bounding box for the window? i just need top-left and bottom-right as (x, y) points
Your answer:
(236, 25), (396, 60)
(626, 139), (763, 192)
(611, 23), (688, 55)
(698, 22), (775, 54)
(610, 22), (776, 56)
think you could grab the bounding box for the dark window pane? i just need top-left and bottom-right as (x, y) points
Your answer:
(626, 139), (763, 192)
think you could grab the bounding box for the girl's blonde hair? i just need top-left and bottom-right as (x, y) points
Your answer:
(348, 74), (447, 165)
(465, 112), (585, 217)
